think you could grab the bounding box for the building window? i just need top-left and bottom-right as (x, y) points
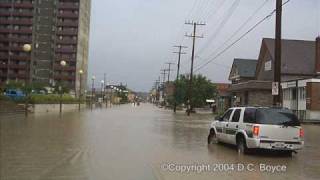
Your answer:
(299, 87), (306, 100)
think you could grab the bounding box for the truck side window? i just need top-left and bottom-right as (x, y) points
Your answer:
(243, 108), (257, 123)
(231, 109), (241, 122)
(222, 109), (233, 122)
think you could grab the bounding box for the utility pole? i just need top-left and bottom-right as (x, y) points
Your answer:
(273, 0), (282, 106)
(166, 62), (174, 83)
(185, 21), (205, 115)
(104, 73), (107, 108)
(155, 78), (160, 104)
(173, 45), (187, 113)
(160, 69), (167, 105)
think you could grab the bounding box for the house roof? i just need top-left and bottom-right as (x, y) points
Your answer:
(262, 38), (316, 75)
(231, 59), (258, 78)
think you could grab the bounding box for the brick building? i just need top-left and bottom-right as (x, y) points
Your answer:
(282, 79), (320, 121)
(228, 37), (320, 115)
(213, 83), (231, 113)
(0, 0), (91, 94)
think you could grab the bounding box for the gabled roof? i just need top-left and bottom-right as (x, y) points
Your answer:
(261, 38), (316, 75)
(229, 59), (258, 80)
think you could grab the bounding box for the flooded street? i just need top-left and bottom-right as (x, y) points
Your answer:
(1, 104), (320, 180)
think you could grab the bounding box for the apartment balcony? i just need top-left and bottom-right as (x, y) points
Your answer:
(9, 64), (27, 70)
(58, 2), (79, 10)
(54, 65), (76, 71)
(0, 19), (33, 25)
(0, 72), (7, 78)
(0, 2), (33, 9)
(55, 48), (77, 53)
(0, 46), (25, 51)
(0, 54), (9, 60)
(0, 37), (32, 43)
(54, 74), (76, 81)
(0, 29), (32, 34)
(0, 64), (7, 69)
(7, 73), (29, 79)
(57, 21), (79, 27)
(14, 3), (33, 9)
(56, 39), (77, 45)
(56, 29), (78, 36)
(57, 12), (79, 19)
(54, 57), (76, 63)
(10, 55), (31, 61)
(0, 12), (33, 17)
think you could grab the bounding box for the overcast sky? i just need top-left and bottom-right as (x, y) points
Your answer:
(88, 0), (320, 92)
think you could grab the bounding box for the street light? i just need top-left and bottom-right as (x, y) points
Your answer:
(23, 43), (31, 116)
(100, 80), (105, 107)
(78, 69), (84, 111)
(91, 75), (95, 110)
(23, 44), (32, 52)
(59, 60), (67, 114)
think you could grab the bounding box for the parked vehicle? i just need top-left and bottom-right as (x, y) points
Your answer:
(208, 107), (304, 155)
(4, 89), (26, 100)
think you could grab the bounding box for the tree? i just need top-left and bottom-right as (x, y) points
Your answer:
(168, 74), (217, 108)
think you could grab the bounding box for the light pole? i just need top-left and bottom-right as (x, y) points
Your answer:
(110, 86), (114, 107)
(91, 76), (95, 110)
(22, 44), (31, 116)
(59, 60), (67, 114)
(78, 69), (83, 111)
(101, 80), (105, 107)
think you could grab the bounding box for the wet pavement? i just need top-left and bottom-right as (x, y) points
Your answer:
(1, 103), (320, 180)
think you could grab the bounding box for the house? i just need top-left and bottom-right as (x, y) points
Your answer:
(228, 37), (320, 121)
(228, 58), (271, 106)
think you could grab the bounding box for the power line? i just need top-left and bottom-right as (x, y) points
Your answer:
(203, 0), (228, 21)
(195, 55), (231, 69)
(194, 0), (291, 73)
(198, 0), (270, 66)
(196, 0), (241, 56)
(197, 0), (216, 20)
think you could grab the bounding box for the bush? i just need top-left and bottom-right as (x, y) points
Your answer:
(30, 94), (83, 104)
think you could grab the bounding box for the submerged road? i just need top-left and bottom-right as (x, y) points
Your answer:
(1, 103), (320, 180)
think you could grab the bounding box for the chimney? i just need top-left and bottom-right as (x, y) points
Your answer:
(316, 36), (320, 75)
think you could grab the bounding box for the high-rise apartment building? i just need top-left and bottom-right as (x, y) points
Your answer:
(0, 0), (91, 93)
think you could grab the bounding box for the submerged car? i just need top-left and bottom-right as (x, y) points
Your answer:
(208, 107), (304, 155)
(4, 89), (26, 101)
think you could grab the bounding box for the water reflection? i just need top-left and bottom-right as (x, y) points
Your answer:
(1, 104), (320, 180)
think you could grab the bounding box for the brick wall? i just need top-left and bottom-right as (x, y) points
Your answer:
(248, 90), (273, 106)
(306, 82), (320, 110)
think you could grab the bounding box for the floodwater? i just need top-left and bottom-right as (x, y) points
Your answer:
(0, 104), (319, 180)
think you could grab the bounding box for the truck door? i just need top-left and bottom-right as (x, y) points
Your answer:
(217, 109), (234, 143)
(227, 108), (242, 145)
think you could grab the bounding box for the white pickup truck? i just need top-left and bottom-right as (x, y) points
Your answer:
(208, 107), (304, 155)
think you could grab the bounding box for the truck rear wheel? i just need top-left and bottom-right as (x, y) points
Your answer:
(207, 129), (218, 144)
(237, 136), (249, 154)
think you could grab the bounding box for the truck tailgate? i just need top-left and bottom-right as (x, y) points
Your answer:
(259, 125), (301, 141)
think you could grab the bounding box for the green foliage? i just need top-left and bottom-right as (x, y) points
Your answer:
(3, 81), (24, 90)
(52, 83), (70, 94)
(169, 74), (217, 108)
(1, 81), (49, 94)
(29, 94), (81, 104)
